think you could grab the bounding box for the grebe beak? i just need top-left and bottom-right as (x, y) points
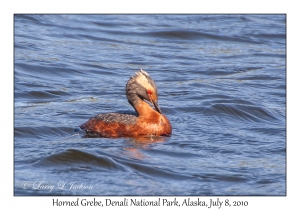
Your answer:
(149, 95), (162, 114)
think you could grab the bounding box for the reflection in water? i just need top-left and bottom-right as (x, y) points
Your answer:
(123, 136), (167, 160)
(80, 135), (167, 160)
(126, 135), (167, 145)
(124, 147), (145, 160)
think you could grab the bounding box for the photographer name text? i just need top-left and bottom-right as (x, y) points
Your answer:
(23, 181), (92, 192)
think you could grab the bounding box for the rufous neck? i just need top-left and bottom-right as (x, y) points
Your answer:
(134, 100), (158, 118)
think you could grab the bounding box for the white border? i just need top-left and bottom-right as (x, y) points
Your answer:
(3, 0), (295, 209)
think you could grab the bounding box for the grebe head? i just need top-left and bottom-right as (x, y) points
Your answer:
(126, 69), (162, 114)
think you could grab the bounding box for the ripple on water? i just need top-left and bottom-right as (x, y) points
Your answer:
(209, 103), (279, 123)
(35, 149), (191, 181)
(146, 30), (263, 44)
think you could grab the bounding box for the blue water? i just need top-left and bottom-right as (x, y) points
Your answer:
(14, 14), (286, 195)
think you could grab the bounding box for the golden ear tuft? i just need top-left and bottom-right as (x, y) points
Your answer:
(140, 69), (150, 76)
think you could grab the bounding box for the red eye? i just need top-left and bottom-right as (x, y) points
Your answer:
(147, 90), (152, 94)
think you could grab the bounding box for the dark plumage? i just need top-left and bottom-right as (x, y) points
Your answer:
(91, 113), (137, 125)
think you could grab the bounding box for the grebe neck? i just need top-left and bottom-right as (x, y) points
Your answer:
(127, 93), (158, 118)
(134, 99), (159, 118)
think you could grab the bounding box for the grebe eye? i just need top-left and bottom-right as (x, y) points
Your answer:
(147, 90), (152, 95)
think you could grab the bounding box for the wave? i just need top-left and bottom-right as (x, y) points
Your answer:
(35, 149), (191, 180)
(210, 103), (279, 123)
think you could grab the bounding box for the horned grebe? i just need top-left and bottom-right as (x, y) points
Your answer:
(80, 69), (172, 138)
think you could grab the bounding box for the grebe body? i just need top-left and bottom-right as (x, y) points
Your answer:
(80, 69), (172, 138)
